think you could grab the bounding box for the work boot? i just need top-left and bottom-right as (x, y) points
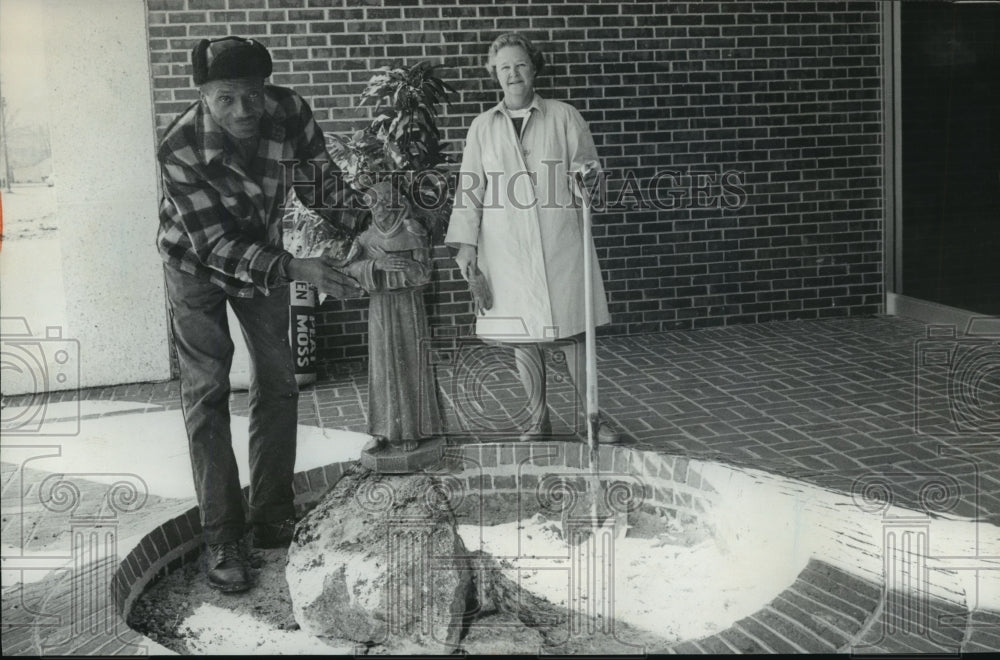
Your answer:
(250, 517), (296, 549)
(206, 540), (252, 593)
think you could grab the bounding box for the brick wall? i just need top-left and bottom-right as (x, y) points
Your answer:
(147, 0), (884, 372)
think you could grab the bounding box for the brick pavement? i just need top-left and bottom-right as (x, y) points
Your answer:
(2, 315), (998, 654)
(426, 316), (999, 523)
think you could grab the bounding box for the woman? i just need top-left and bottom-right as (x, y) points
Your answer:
(446, 32), (618, 443)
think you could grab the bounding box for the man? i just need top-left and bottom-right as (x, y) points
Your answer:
(157, 36), (360, 593)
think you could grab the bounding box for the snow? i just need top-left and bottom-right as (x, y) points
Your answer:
(458, 511), (804, 642)
(2, 400), (371, 500)
(0, 237), (68, 344)
(177, 603), (354, 655)
(1, 544), (71, 585)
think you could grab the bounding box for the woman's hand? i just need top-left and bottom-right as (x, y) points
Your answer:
(572, 164), (602, 204)
(454, 243), (477, 281)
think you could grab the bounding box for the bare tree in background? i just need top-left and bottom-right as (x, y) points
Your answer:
(0, 93), (13, 192)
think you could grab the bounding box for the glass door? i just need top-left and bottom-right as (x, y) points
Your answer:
(899, 1), (999, 315)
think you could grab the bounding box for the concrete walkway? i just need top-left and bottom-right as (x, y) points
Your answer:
(2, 316), (998, 654)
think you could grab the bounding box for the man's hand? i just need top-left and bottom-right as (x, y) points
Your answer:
(288, 255), (364, 298)
(454, 243), (477, 282)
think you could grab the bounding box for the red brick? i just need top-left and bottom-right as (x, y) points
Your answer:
(672, 456), (690, 483)
(772, 593), (852, 649)
(292, 471), (310, 496)
(480, 444), (498, 468)
(800, 560), (881, 607)
(735, 618), (804, 654)
(719, 626), (772, 653)
(160, 519), (183, 550)
(493, 474), (516, 490)
(787, 581), (869, 629)
(2, 631), (37, 655)
(756, 606), (837, 653)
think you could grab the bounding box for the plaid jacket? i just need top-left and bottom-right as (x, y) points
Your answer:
(156, 85), (351, 297)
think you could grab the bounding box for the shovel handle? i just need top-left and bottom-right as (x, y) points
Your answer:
(574, 172), (599, 456)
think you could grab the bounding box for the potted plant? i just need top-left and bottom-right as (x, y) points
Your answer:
(284, 61), (456, 259)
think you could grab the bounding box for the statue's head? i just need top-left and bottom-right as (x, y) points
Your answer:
(366, 180), (406, 232)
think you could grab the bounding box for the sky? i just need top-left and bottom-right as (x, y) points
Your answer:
(0, 0), (52, 129)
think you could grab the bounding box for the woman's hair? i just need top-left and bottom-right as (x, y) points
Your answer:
(485, 32), (545, 84)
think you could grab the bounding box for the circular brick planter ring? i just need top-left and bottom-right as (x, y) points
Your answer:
(114, 443), (989, 654)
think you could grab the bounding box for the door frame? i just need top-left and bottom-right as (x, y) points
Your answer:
(880, 0), (989, 331)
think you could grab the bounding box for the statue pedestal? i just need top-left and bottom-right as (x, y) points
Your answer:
(360, 437), (446, 474)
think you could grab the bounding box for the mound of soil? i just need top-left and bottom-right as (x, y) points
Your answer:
(126, 492), (773, 655)
(127, 546), (351, 655)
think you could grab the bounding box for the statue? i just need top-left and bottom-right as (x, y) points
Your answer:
(343, 180), (445, 472)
